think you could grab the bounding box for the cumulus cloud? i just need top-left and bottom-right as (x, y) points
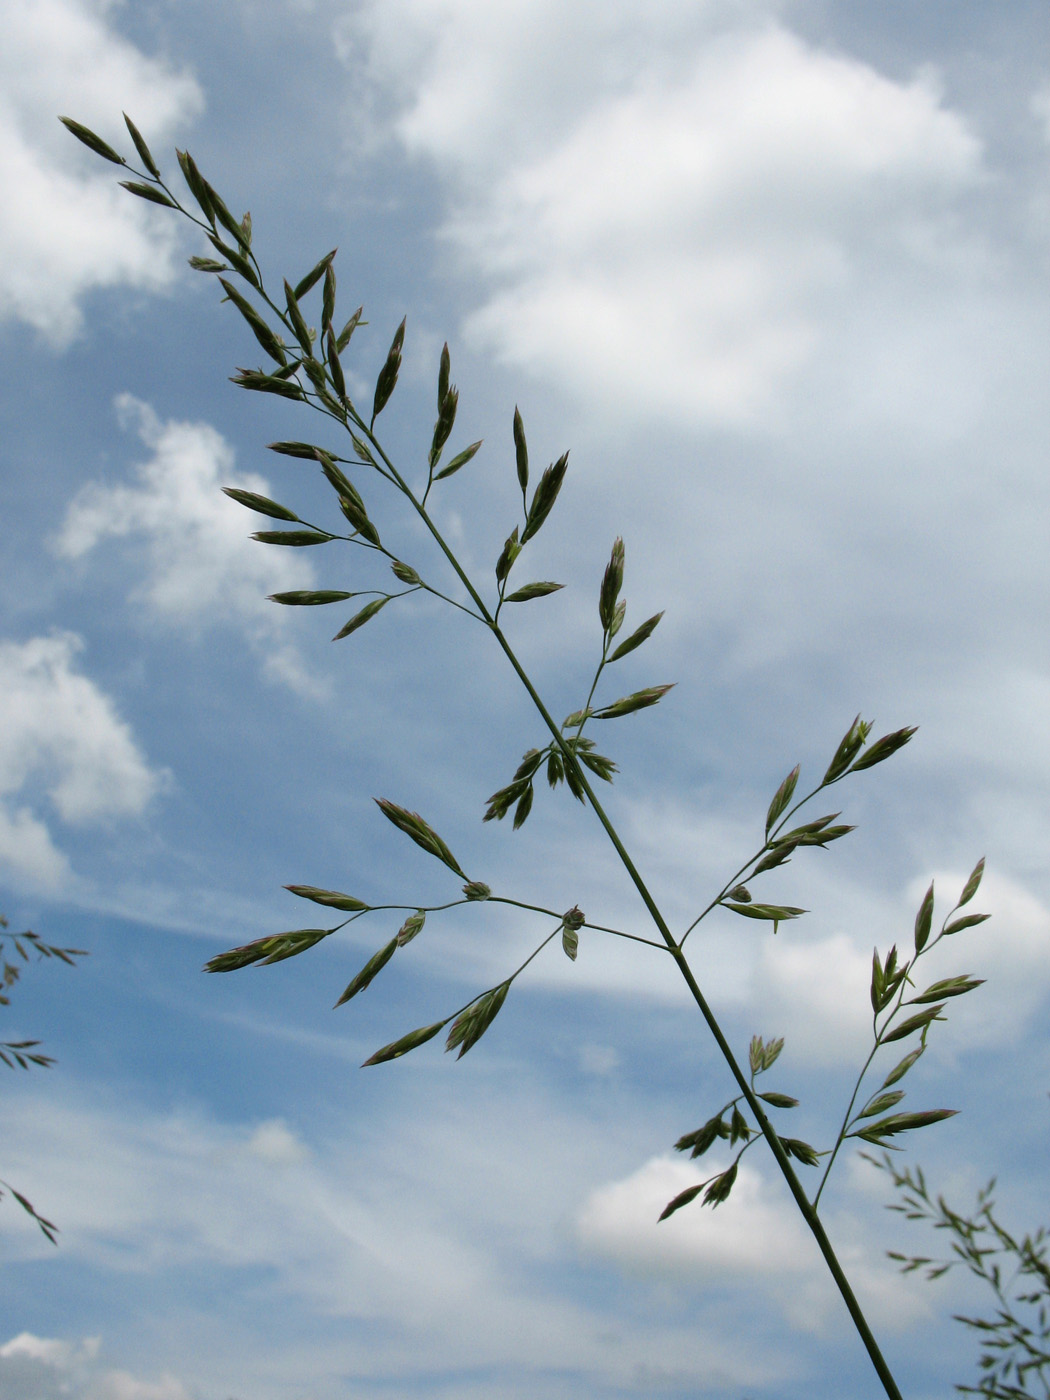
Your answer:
(0, 1333), (191, 1400)
(577, 1152), (812, 1277)
(897, 867), (1050, 1051)
(575, 1153), (940, 1336)
(747, 862), (1050, 1068)
(0, 631), (166, 890)
(338, 0), (987, 430)
(0, 0), (202, 344)
(55, 395), (326, 696)
(327, 0), (1050, 760)
(458, 28), (981, 427)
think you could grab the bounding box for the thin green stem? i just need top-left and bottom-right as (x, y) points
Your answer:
(140, 189), (905, 1398)
(679, 779), (834, 946)
(490, 898), (672, 951)
(814, 1038), (882, 1210)
(417, 581), (484, 622)
(508, 923), (563, 983)
(351, 419), (904, 1400)
(573, 642), (609, 742)
(815, 906), (960, 1210)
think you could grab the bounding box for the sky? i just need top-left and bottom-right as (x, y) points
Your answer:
(1, 1), (1048, 1397)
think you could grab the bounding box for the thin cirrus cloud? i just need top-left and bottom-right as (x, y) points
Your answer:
(2, 1082), (781, 1397)
(54, 394), (325, 697)
(0, 0), (202, 344)
(0, 631), (166, 892)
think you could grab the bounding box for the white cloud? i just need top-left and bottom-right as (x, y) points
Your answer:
(0, 0), (202, 344)
(459, 28), (981, 427)
(338, 0), (780, 171)
(577, 1152), (812, 1277)
(0, 631), (166, 890)
(575, 1154), (943, 1338)
(340, 2), (985, 429)
(242, 1117), (309, 1164)
(899, 867), (1050, 1052)
(751, 930), (874, 1065)
(731, 864), (1049, 1066)
(0, 1333), (191, 1400)
(55, 395), (326, 696)
(4, 1081), (787, 1396)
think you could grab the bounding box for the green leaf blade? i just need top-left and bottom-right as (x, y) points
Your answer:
(123, 113), (160, 178)
(445, 981), (510, 1059)
(374, 801), (466, 879)
(204, 928), (330, 973)
(434, 440), (483, 481)
(60, 116), (125, 165)
(334, 938), (398, 1006)
(504, 581), (565, 602)
(268, 590), (355, 606)
(592, 684), (674, 720)
(223, 488), (299, 522)
(252, 529), (331, 547)
(608, 611), (664, 663)
(285, 885), (370, 912)
(332, 597), (389, 641)
(362, 1019), (448, 1066)
(659, 1183), (703, 1221)
(766, 763), (800, 838)
(119, 180), (178, 208)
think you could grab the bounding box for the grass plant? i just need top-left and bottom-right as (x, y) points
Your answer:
(61, 112), (1000, 1399)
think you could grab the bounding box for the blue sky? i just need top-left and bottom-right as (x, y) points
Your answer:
(1, 1), (1048, 1396)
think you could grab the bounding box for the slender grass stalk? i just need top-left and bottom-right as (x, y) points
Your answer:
(59, 113), (988, 1400)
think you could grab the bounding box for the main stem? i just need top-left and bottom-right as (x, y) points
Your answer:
(491, 632), (905, 1400)
(360, 427), (904, 1400)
